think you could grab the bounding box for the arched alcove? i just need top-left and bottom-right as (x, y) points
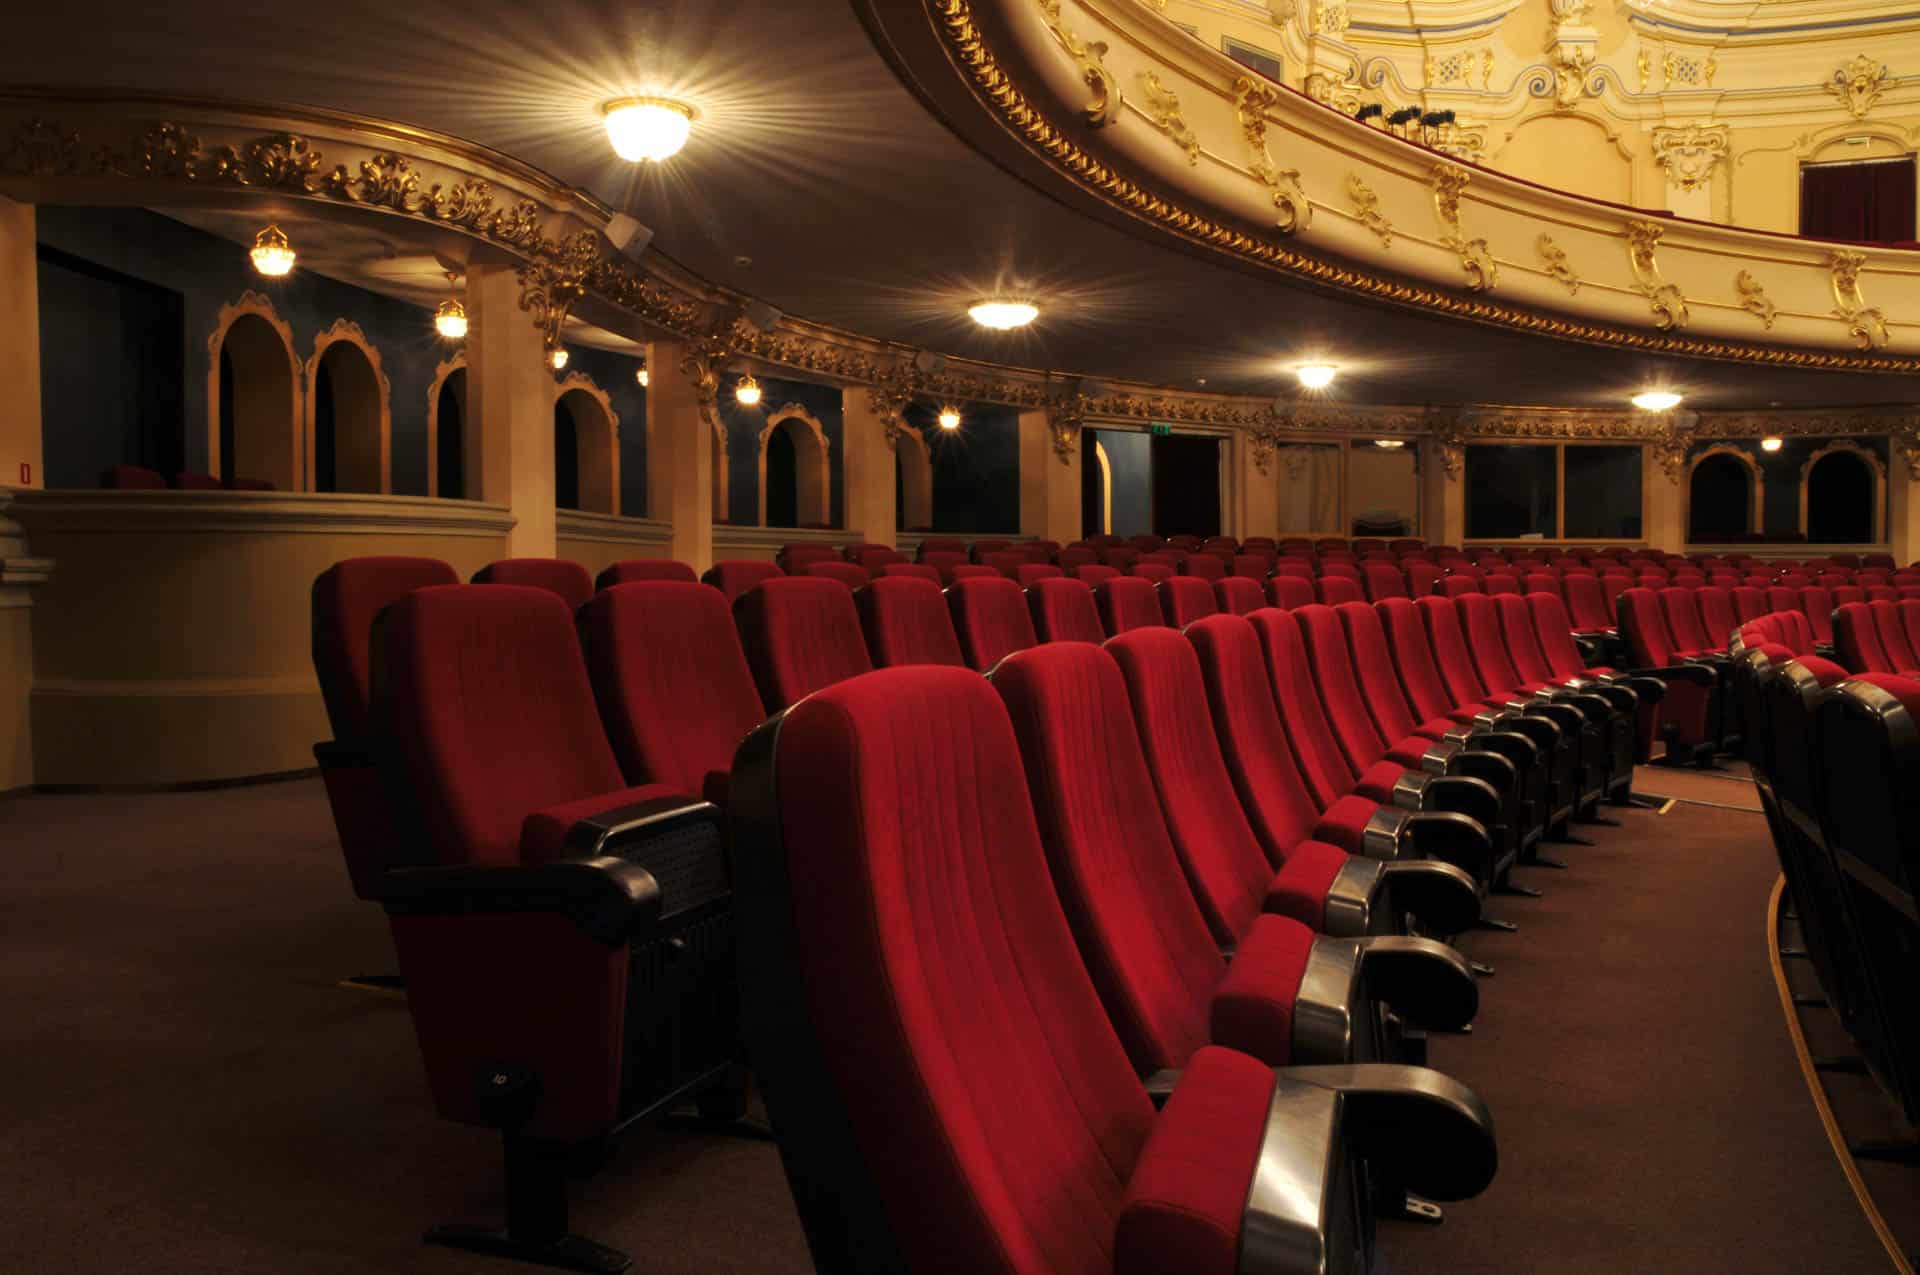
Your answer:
(1802, 443), (1884, 544)
(896, 427), (933, 532)
(306, 322), (389, 494)
(757, 404), (831, 528)
(427, 357), (466, 499)
(1687, 447), (1761, 540)
(554, 376), (619, 515)
(206, 293), (299, 490)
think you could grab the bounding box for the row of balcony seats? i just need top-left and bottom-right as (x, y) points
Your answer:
(99, 464), (275, 491)
(1733, 628), (1920, 1130)
(305, 550), (1700, 1270)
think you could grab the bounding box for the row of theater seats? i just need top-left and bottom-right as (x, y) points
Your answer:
(1833, 598), (1920, 679)
(99, 464), (275, 491)
(1733, 616), (1920, 1131)
(306, 554), (1688, 1271)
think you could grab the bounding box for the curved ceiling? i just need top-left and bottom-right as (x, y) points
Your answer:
(5, 0), (1917, 409)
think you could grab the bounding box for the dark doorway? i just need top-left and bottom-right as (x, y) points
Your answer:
(1806, 452), (1874, 543)
(1081, 431), (1104, 538)
(436, 369), (465, 499)
(1688, 453), (1753, 540)
(312, 362), (337, 493)
(1151, 433), (1222, 538)
(554, 398), (579, 510)
(766, 425), (798, 527)
(218, 346), (235, 485)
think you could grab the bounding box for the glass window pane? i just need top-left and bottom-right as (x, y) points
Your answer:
(1465, 445), (1556, 539)
(1564, 445), (1643, 539)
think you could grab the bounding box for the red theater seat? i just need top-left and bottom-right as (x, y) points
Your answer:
(472, 558), (592, 611)
(101, 464), (167, 489)
(777, 544), (837, 574)
(1097, 576), (1167, 636)
(1267, 575), (1315, 609)
(1028, 576), (1106, 643)
(857, 576), (966, 669)
(802, 560), (873, 590)
(594, 559), (696, 590)
(701, 559), (784, 601)
(1316, 575), (1364, 605)
(1159, 576), (1218, 627)
(877, 562), (942, 584)
(947, 575), (1038, 671)
(1075, 562), (1121, 586)
(918, 549), (968, 583)
(734, 576), (874, 709)
(1213, 576), (1265, 616)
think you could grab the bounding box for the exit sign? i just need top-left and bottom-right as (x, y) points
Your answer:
(1148, 422), (1173, 437)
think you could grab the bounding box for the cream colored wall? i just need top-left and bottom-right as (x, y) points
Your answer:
(1345, 445), (1419, 531)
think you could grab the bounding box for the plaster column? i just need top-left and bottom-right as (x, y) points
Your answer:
(0, 198), (45, 492)
(1424, 438), (1465, 544)
(1018, 410), (1081, 544)
(840, 390), (895, 547)
(1644, 443), (1685, 552)
(465, 264), (555, 556)
(644, 339), (714, 572)
(1230, 433), (1280, 539)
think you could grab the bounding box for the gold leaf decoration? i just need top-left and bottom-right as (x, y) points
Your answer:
(1536, 234), (1580, 295)
(1038, 0), (1120, 127)
(1234, 76), (1312, 233)
(1734, 271), (1777, 330)
(1431, 163), (1497, 291)
(1626, 220), (1689, 330)
(1829, 250), (1889, 349)
(1347, 174), (1392, 245)
(1137, 70), (1199, 165)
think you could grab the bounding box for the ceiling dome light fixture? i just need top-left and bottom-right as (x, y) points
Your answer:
(249, 224), (295, 277)
(636, 366), (649, 388)
(1295, 363), (1338, 390)
(602, 97), (697, 162)
(1631, 390), (1683, 411)
(734, 375), (762, 406)
(968, 300), (1039, 330)
(1761, 436), (1783, 452)
(1373, 438), (1405, 449)
(550, 347), (569, 371)
(937, 405), (963, 431)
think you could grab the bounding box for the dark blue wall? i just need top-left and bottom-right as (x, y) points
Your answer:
(718, 376), (844, 527)
(910, 402), (1020, 535)
(554, 343), (650, 517)
(1091, 428), (1153, 538)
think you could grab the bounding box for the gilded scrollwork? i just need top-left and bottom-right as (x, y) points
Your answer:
(1829, 250), (1889, 350)
(1046, 390), (1092, 464)
(866, 375), (918, 450)
(0, 117), (79, 175)
(1734, 271), (1777, 330)
(1137, 71), (1199, 165)
(1536, 234), (1579, 295)
(1038, 0), (1120, 128)
(1347, 174), (1391, 246)
(516, 231), (602, 355)
(1430, 163), (1496, 292)
(1651, 124), (1728, 193)
(1626, 220), (1689, 330)
(1827, 54), (1890, 120)
(1233, 76), (1311, 233)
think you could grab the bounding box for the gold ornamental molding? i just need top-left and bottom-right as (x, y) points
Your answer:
(917, 0), (1920, 374)
(1827, 54), (1891, 120)
(1829, 250), (1890, 350)
(1232, 76), (1312, 233)
(1037, 0), (1121, 127)
(1536, 235), (1580, 295)
(1650, 124), (1729, 193)
(1625, 221), (1689, 331)
(1348, 173), (1393, 246)
(1735, 271), (1778, 330)
(1136, 70), (1199, 165)
(1430, 163), (1497, 292)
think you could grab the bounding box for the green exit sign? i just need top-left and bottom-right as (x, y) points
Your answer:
(1148, 422), (1173, 436)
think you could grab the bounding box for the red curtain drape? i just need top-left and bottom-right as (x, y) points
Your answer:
(1799, 156), (1917, 245)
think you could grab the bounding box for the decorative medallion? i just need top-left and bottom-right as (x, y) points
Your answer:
(1827, 54), (1890, 120)
(1651, 124), (1729, 193)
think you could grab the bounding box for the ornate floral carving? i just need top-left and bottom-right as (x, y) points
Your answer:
(1626, 221), (1689, 330)
(1038, 0), (1120, 128)
(866, 375), (917, 449)
(1137, 70), (1199, 165)
(1303, 65), (1364, 115)
(1652, 423), (1696, 484)
(1347, 174), (1392, 246)
(1827, 54), (1890, 120)
(1233, 76), (1311, 233)
(516, 231), (603, 356)
(1651, 124), (1729, 193)
(1046, 390), (1092, 464)
(1536, 234), (1580, 295)
(1547, 44), (1595, 109)
(1, 117), (79, 175)
(1734, 271), (1777, 330)
(323, 151), (419, 209)
(1431, 164), (1497, 291)
(1829, 250), (1889, 350)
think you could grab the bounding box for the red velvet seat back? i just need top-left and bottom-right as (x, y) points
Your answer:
(1231, 554), (1269, 579)
(312, 556), (460, 741)
(1834, 602), (1891, 674)
(970, 539), (1014, 561)
(1377, 597), (1468, 720)
(778, 545), (838, 573)
(702, 559), (785, 602)
(919, 550), (968, 584)
(765, 666), (1158, 1273)
(1267, 575), (1315, 609)
(1900, 599), (1920, 659)
(1183, 554), (1225, 582)
(1695, 587), (1739, 647)
(1362, 563), (1407, 602)
(858, 576), (966, 669)
(1525, 593), (1590, 680)
(1617, 588), (1679, 667)
(1213, 576), (1265, 616)
(1522, 572), (1561, 600)
(1248, 608), (1363, 807)
(733, 577), (875, 710)
(1316, 575), (1364, 605)
(1731, 586), (1770, 623)
(1159, 576), (1218, 627)
(578, 581), (766, 799)
(1100, 547), (1140, 571)
(1800, 585), (1838, 643)
(1659, 587), (1714, 654)
(1438, 576), (1481, 598)
(596, 559), (697, 590)
(1334, 601), (1427, 743)
(1483, 573), (1521, 597)
(1416, 596), (1496, 708)
(1495, 593), (1559, 685)
(879, 563), (943, 585)
(1767, 586), (1801, 617)
(1189, 614), (1346, 864)
(1455, 593), (1530, 695)
(804, 561), (874, 591)
(1404, 561), (1442, 597)
(991, 645), (1223, 1074)
(1059, 547), (1097, 572)
(914, 537), (966, 558)
(1028, 577), (1105, 644)
(1075, 563), (1120, 586)
(1832, 585), (1866, 607)
(1016, 563), (1064, 586)
(1295, 605), (1400, 774)
(849, 546), (909, 574)
(376, 585), (627, 867)
(473, 558), (593, 611)
(1319, 561), (1361, 581)
(983, 550), (1030, 580)
(1878, 599), (1920, 671)
(947, 576), (1039, 671)
(1097, 577), (1167, 637)
(1132, 563), (1175, 585)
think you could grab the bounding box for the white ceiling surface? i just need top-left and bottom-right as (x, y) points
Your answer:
(9, 0), (1918, 407)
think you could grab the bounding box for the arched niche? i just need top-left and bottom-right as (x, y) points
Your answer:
(1490, 114), (1635, 206)
(554, 374), (620, 516)
(1686, 446), (1762, 540)
(427, 357), (466, 499)
(758, 403), (831, 529)
(305, 320), (390, 494)
(1801, 441), (1885, 544)
(206, 293), (299, 490)
(895, 426), (933, 532)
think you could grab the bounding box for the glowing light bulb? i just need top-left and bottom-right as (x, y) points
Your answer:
(550, 347), (569, 371)
(602, 98), (696, 162)
(249, 224), (295, 277)
(1295, 364), (1338, 390)
(433, 299), (467, 340)
(938, 406), (963, 431)
(734, 375), (762, 406)
(636, 367), (649, 388)
(1631, 390), (1683, 411)
(1761, 436), (1783, 452)
(1373, 438), (1405, 449)
(968, 300), (1039, 329)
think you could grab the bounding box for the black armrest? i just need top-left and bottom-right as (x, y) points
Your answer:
(1380, 860), (1482, 935)
(1420, 771), (1502, 832)
(381, 857), (664, 946)
(1401, 810), (1492, 886)
(1280, 1064), (1498, 1202)
(1461, 727), (1540, 772)
(1622, 663), (1715, 688)
(559, 795), (722, 859)
(313, 737), (373, 769)
(1352, 936), (1477, 1032)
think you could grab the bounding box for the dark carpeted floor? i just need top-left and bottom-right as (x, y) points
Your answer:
(0, 774), (1894, 1273)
